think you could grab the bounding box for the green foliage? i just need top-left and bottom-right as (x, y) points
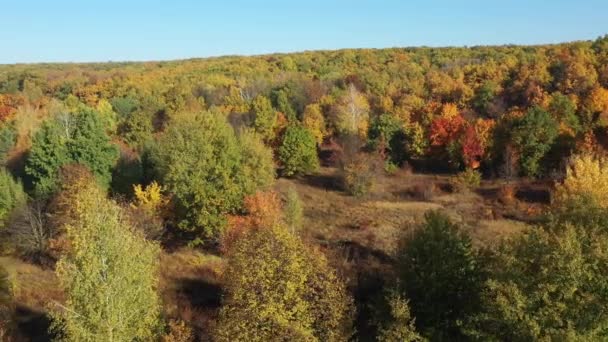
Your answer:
(250, 95), (277, 141)
(152, 112), (269, 240)
(238, 129), (276, 195)
(0, 265), (13, 340)
(0, 124), (16, 165)
(549, 92), (581, 133)
(110, 96), (139, 119)
(368, 113), (407, 164)
(472, 81), (497, 116)
(118, 109), (154, 147)
(471, 198), (608, 341)
(274, 89), (297, 122)
(278, 125), (319, 177)
(511, 106), (559, 177)
(452, 168), (482, 192)
(284, 186), (303, 233)
(216, 225), (353, 341)
(26, 108), (119, 197)
(0, 169), (26, 228)
(52, 181), (161, 341)
(376, 290), (424, 342)
(396, 211), (486, 340)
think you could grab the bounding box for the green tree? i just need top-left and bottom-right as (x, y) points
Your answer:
(470, 196), (608, 341)
(26, 108), (118, 197)
(215, 225), (353, 341)
(274, 89), (297, 122)
(548, 92), (581, 133)
(376, 290), (424, 342)
(151, 112), (265, 240)
(52, 181), (161, 341)
(250, 95), (277, 141)
(0, 169), (26, 229)
(0, 124), (16, 165)
(511, 106), (559, 177)
(238, 129), (276, 195)
(396, 211), (486, 340)
(278, 125), (319, 177)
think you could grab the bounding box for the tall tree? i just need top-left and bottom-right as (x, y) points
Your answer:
(52, 180), (161, 341)
(26, 108), (118, 197)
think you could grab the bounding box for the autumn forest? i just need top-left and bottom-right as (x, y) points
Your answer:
(1, 35), (608, 341)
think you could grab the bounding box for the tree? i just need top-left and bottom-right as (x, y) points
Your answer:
(302, 103), (326, 145)
(396, 211), (486, 340)
(26, 108), (118, 197)
(278, 125), (319, 177)
(250, 95), (277, 141)
(471, 199), (608, 341)
(52, 180), (161, 341)
(0, 124), (16, 165)
(151, 112), (267, 240)
(554, 153), (608, 208)
(216, 225), (353, 341)
(511, 106), (559, 177)
(376, 290), (423, 342)
(335, 84), (370, 138)
(238, 129), (276, 195)
(548, 92), (581, 133)
(368, 113), (407, 165)
(0, 168), (26, 229)
(284, 186), (303, 234)
(429, 106), (467, 168)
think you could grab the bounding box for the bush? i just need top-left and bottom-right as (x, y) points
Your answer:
(340, 152), (378, 197)
(278, 125), (319, 177)
(451, 168), (481, 192)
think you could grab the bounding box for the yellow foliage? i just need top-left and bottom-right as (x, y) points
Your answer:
(554, 154), (608, 208)
(132, 181), (169, 216)
(302, 103), (326, 145)
(441, 102), (459, 118)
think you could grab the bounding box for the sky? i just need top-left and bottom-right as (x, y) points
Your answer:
(1, 0), (607, 64)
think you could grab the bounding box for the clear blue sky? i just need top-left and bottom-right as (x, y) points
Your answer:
(1, 0), (607, 64)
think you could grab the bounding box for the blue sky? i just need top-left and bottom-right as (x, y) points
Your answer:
(1, 0), (607, 64)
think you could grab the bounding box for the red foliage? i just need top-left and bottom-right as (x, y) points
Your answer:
(429, 113), (466, 147)
(461, 125), (484, 169)
(0, 94), (24, 122)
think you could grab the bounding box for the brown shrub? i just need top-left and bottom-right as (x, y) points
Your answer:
(498, 184), (517, 205)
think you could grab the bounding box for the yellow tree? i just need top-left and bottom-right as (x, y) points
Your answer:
(52, 180), (161, 341)
(216, 225), (353, 341)
(336, 84), (370, 138)
(554, 154), (608, 208)
(302, 103), (326, 145)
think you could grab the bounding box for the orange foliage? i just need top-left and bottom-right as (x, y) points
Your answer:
(429, 112), (466, 147)
(0, 94), (24, 122)
(222, 191), (283, 252)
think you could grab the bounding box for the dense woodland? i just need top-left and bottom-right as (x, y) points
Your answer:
(0, 36), (608, 341)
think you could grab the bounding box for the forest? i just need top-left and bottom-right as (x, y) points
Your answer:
(0, 35), (608, 341)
